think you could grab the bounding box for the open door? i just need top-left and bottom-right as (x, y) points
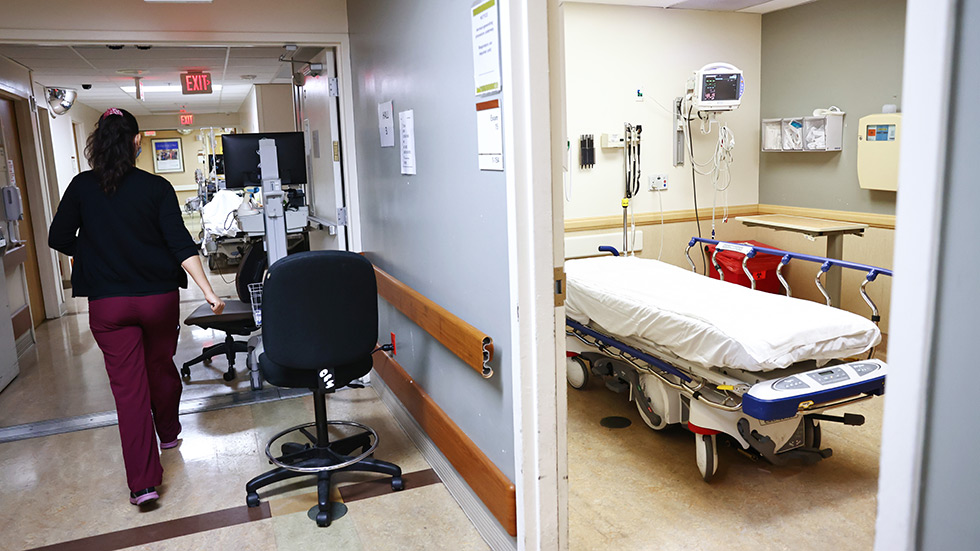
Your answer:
(0, 95), (45, 330)
(295, 47), (348, 252)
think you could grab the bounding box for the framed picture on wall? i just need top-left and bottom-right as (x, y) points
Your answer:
(151, 138), (183, 174)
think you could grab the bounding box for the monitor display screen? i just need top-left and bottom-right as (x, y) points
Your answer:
(221, 132), (308, 189)
(701, 73), (741, 102)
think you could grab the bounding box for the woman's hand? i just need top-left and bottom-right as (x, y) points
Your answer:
(205, 292), (226, 315)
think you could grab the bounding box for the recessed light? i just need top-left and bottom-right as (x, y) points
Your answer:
(116, 69), (147, 76)
(240, 75), (257, 80)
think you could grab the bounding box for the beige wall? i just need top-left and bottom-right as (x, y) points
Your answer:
(256, 84), (295, 132)
(240, 84), (295, 133)
(135, 129), (200, 195)
(563, 4), (762, 222)
(0, 0), (348, 41)
(240, 87), (258, 133)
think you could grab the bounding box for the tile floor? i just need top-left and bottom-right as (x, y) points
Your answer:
(0, 269), (488, 550)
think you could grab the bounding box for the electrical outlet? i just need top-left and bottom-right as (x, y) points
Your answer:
(648, 174), (668, 191)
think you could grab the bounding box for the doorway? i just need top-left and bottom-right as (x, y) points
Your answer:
(0, 95), (45, 331)
(0, 42), (358, 430)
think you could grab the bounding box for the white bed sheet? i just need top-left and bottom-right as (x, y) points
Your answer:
(565, 256), (880, 372)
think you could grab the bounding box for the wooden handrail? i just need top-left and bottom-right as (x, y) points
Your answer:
(373, 265), (494, 378)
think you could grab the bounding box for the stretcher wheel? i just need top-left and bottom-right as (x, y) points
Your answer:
(804, 417), (822, 449)
(695, 433), (718, 483)
(566, 356), (590, 390)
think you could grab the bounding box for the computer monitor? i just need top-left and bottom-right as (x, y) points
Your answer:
(221, 132), (308, 189)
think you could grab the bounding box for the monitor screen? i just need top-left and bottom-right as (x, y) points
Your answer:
(701, 73), (740, 102)
(221, 132), (308, 188)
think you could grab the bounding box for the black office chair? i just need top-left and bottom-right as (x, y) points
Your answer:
(244, 251), (403, 527)
(182, 244), (266, 383)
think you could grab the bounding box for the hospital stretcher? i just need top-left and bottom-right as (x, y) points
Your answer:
(564, 238), (892, 481)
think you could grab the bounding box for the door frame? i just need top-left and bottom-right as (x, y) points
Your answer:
(874, 0), (956, 549)
(0, 87), (64, 322)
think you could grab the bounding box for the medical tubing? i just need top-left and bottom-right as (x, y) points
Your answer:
(687, 106), (707, 274)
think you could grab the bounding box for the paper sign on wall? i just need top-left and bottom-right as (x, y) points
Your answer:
(399, 110), (417, 175)
(476, 99), (503, 171)
(471, 0), (501, 96)
(6, 160), (15, 187)
(378, 101), (395, 148)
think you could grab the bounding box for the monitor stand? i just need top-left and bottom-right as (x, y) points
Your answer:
(258, 138), (288, 266)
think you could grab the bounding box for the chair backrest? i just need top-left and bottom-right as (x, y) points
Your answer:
(260, 251), (378, 372)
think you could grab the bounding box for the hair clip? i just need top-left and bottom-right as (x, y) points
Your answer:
(103, 108), (123, 118)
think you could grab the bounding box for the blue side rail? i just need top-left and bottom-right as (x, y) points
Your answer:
(682, 237), (892, 322)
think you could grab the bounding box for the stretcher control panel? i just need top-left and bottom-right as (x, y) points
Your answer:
(742, 359), (886, 421)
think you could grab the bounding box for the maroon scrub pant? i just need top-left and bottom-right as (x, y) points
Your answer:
(89, 291), (182, 492)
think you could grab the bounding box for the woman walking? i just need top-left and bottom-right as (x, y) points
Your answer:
(48, 108), (224, 507)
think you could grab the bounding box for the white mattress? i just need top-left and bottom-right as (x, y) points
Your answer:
(565, 256), (880, 372)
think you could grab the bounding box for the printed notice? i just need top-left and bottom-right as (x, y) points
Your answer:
(471, 0), (501, 96)
(476, 100), (503, 171)
(378, 101), (395, 147)
(399, 110), (416, 175)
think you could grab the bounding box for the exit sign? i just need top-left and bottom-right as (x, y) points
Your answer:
(180, 114), (194, 125)
(180, 72), (212, 95)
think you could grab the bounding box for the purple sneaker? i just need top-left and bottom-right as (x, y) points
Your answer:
(130, 487), (159, 506)
(160, 438), (180, 449)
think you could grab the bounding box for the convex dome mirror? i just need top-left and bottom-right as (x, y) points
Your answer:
(44, 87), (77, 116)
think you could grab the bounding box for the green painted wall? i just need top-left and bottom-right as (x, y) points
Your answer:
(759, 0), (906, 214)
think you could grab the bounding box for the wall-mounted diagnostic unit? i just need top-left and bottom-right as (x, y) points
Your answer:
(692, 63), (744, 112)
(857, 113), (901, 191)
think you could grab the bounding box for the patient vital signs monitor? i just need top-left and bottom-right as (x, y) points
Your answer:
(692, 63), (743, 112)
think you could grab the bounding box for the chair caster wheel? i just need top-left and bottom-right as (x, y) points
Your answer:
(223, 369), (236, 381)
(391, 477), (404, 491)
(203, 358), (212, 366)
(180, 367), (191, 380)
(246, 493), (260, 508)
(315, 511), (331, 527)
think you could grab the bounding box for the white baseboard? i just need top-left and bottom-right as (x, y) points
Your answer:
(373, 374), (517, 551)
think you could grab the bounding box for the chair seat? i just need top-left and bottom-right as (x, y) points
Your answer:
(184, 300), (257, 335)
(259, 352), (373, 390)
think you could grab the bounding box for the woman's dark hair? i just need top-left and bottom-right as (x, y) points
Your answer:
(84, 108), (140, 195)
